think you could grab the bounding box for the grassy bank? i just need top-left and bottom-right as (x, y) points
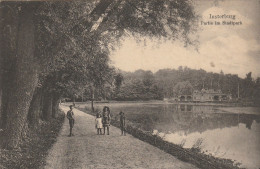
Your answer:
(0, 110), (64, 169)
(78, 107), (241, 169)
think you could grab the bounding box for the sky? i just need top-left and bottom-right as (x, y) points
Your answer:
(110, 0), (260, 78)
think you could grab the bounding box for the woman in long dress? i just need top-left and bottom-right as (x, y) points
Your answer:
(102, 106), (111, 135)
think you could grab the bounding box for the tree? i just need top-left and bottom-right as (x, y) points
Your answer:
(113, 70), (164, 101)
(173, 81), (193, 96)
(153, 67), (249, 99)
(253, 78), (260, 105)
(243, 72), (254, 98)
(114, 73), (124, 91)
(0, 0), (198, 149)
(1, 3), (40, 149)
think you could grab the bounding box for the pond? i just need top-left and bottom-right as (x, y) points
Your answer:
(78, 102), (260, 169)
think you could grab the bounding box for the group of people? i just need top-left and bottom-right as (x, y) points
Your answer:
(66, 105), (126, 137)
(95, 106), (126, 136)
(95, 106), (111, 135)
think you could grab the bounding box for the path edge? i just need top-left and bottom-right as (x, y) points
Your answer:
(77, 107), (241, 169)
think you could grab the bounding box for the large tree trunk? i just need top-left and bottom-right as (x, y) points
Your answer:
(28, 88), (43, 127)
(42, 93), (53, 121)
(4, 4), (38, 149)
(52, 93), (60, 118)
(73, 95), (75, 107)
(0, 3), (19, 129)
(0, 66), (16, 129)
(91, 88), (95, 112)
(0, 88), (2, 129)
(0, 5), (2, 129)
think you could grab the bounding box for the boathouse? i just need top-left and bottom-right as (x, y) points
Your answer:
(178, 89), (231, 102)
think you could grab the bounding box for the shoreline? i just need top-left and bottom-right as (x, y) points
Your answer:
(65, 100), (255, 107)
(77, 106), (241, 169)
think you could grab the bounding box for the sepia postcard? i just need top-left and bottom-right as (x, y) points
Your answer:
(0, 0), (259, 169)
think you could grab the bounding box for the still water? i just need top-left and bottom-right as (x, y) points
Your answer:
(82, 103), (260, 169)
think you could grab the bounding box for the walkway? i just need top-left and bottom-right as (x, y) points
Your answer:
(44, 105), (198, 169)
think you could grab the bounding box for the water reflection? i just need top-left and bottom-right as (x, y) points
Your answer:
(150, 104), (260, 169)
(153, 104), (260, 135)
(160, 121), (260, 169)
(99, 103), (260, 169)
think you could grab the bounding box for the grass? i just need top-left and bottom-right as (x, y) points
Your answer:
(0, 110), (64, 169)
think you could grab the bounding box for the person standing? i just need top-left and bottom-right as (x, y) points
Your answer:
(119, 111), (126, 136)
(95, 112), (103, 135)
(102, 106), (111, 135)
(67, 105), (75, 136)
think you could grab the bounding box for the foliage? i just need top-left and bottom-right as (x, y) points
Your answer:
(0, 111), (64, 168)
(33, 0), (198, 100)
(114, 73), (124, 91)
(111, 67), (260, 104)
(112, 70), (163, 100)
(173, 81), (193, 96)
(0, 0), (199, 148)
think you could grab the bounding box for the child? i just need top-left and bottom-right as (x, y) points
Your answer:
(119, 111), (126, 136)
(95, 112), (103, 135)
(102, 106), (111, 135)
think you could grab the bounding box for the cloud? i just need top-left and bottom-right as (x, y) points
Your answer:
(248, 50), (260, 63)
(200, 35), (260, 77)
(110, 34), (260, 78)
(109, 5), (260, 79)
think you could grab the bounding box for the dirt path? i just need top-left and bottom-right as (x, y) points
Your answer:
(44, 105), (198, 169)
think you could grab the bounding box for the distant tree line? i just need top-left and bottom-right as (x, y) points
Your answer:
(113, 70), (164, 101)
(100, 67), (259, 104)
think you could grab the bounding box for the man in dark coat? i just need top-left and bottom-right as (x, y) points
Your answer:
(67, 105), (75, 136)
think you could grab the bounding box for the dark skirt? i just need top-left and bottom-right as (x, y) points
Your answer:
(103, 123), (109, 127)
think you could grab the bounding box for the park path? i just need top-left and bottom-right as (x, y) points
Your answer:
(44, 105), (198, 169)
